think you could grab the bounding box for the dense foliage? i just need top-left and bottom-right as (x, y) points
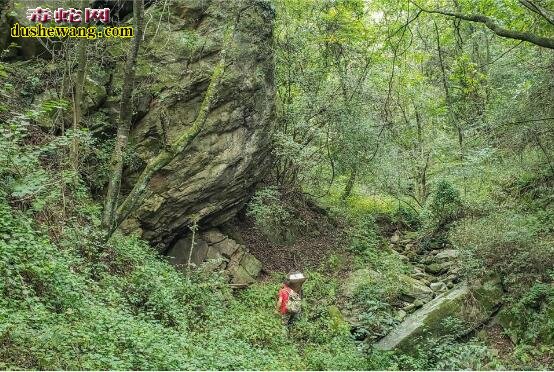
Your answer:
(1, 0), (553, 369)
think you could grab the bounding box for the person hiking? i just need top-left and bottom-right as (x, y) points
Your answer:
(276, 271), (306, 327)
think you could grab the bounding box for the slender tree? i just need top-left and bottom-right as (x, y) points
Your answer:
(69, 0), (88, 175)
(102, 0), (145, 232)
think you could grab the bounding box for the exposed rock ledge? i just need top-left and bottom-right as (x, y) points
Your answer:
(167, 227), (263, 285)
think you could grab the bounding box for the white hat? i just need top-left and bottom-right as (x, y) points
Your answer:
(288, 272), (305, 281)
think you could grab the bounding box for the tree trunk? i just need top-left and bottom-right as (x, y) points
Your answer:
(102, 0), (144, 232)
(186, 220), (198, 281)
(69, 0), (88, 175)
(341, 165), (357, 200)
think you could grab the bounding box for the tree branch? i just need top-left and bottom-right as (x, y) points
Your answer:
(412, 1), (554, 49)
(518, 0), (554, 26)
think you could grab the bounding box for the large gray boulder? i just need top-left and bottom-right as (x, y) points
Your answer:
(212, 238), (240, 258)
(375, 278), (503, 352)
(240, 252), (262, 277)
(399, 275), (433, 302)
(118, 0), (275, 248)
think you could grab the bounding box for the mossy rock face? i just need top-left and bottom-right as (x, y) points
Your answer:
(375, 278), (503, 353)
(116, 0), (275, 247)
(228, 264), (255, 285)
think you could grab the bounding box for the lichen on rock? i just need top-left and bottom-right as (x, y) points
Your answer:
(118, 0), (276, 248)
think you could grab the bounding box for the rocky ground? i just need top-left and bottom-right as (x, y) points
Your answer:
(344, 228), (505, 352)
(387, 230), (464, 319)
(166, 206), (508, 354)
(167, 227), (263, 285)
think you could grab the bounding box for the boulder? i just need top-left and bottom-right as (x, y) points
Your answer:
(239, 252), (262, 277)
(400, 275), (433, 302)
(435, 249), (460, 260)
(421, 255), (435, 264)
(212, 238), (240, 258)
(201, 255), (226, 273)
(430, 281), (447, 292)
(205, 245), (225, 262)
(229, 264), (255, 285)
(403, 303), (417, 313)
(425, 262), (448, 275)
(447, 274), (460, 284)
(395, 309), (407, 322)
(202, 229), (227, 245)
(412, 271), (432, 281)
(375, 278), (503, 352)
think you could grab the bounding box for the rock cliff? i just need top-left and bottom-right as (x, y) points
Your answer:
(119, 0), (276, 249)
(1, 0), (275, 254)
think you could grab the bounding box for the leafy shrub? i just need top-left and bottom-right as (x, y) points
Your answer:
(366, 333), (501, 371)
(342, 215), (407, 340)
(348, 215), (381, 255)
(347, 215), (408, 300)
(450, 212), (554, 293)
(0, 198), (205, 369)
(0, 197), (376, 370)
(247, 187), (294, 243)
(511, 343), (554, 370)
(426, 180), (463, 228)
(411, 336), (500, 370)
(418, 180), (464, 250)
(301, 338), (368, 370)
(0, 103), (107, 231)
(392, 204), (422, 230)
(499, 282), (554, 346)
(351, 295), (396, 341)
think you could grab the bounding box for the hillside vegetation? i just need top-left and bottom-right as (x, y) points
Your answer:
(1, 0), (553, 370)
